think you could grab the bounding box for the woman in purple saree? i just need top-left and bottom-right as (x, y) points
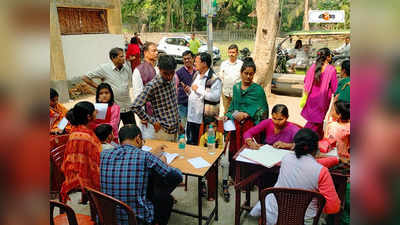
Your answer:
(302, 48), (338, 139)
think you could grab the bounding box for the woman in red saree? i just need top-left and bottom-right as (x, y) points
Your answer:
(60, 101), (101, 202)
(126, 37), (141, 71)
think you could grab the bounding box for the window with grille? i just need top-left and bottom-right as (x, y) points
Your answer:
(57, 7), (108, 35)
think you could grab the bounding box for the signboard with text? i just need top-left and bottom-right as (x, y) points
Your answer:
(201, 0), (217, 17)
(309, 10), (345, 23)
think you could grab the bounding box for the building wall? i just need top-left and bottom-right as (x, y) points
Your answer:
(51, 0), (123, 102)
(61, 34), (125, 80)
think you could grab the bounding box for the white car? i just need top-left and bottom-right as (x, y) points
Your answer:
(157, 36), (221, 63)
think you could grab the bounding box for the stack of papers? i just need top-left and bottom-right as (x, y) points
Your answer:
(141, 146), (152, 152)
(224, 120), (236, 131)
(188, 157), (211, 169)
(237, 144), (293, 168)
(163, 152), (179, 164)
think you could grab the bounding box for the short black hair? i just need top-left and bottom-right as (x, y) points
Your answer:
(295, 40), (303, 49)
(119, 124), (142, 143)
(182, 50), (194, 58)
(197, 52), (212, 68)
(143, 42), (156, 52)
(341, 60), (350, 76)
(204, 117), (217, 133)
(158, 55), (177, 70)
(334, 100), (350, 121)
(95, 124), (113, 142)
(228, 44), (239, 52)
(271, 104), (289, 118)
(109, 47), (123, 60)
(96, 83), (115, 106)
(134, 32), (138, 35)
(293, 128), (319, 159)
(50, 88), (58, 99)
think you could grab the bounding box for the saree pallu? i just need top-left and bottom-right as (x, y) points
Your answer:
(60, 125), (101, 202)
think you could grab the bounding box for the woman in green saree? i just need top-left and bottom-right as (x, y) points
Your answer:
(221, 57), (269, 199)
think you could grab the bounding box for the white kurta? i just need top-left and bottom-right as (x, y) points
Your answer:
(187, 69), (222, 124)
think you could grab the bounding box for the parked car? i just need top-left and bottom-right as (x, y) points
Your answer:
(157, 36), (221, 63)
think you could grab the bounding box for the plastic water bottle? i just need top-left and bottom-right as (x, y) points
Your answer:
(178, 134), (186, 159)
(207, 125), (216, 155)
(178, 134), (186, 150)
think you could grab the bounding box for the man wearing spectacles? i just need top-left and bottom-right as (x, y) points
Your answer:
(175, 50), (196, 130)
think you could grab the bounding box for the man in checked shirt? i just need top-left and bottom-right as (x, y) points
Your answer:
(132, 55), (182, 142)
(100, 125), (183, 225)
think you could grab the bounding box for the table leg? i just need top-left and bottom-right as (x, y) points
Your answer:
(215, 164), (218, 220)
(235, 162), (241, 225)
(198, 176), (202, 225)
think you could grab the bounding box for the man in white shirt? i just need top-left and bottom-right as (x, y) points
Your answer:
(131, 42), (159, 138)
(219, 44), (243, 114)
(82, 47), (135, 125)
(334, 36), (350, 58)
(184, 52), (222, 145)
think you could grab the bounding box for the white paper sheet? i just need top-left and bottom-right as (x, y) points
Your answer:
(188, 157), (211, 169)
(141, 146), (152, 152)
(95, 103), (108, 119)
(163, 152), (179, 164)
(236, 155), (258, 164)
(319, 148), (338, 158)
(140, 123), (155, 139)
(239, 144), (293, 168)
(57, 117), (69, 130)
(224, 120), (236, 131)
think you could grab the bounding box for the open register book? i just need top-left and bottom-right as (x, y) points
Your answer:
(236, 144), (293, 168)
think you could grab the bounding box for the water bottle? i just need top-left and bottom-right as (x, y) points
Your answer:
(178, 134), (186, 150)
(207, 125), (216, 155)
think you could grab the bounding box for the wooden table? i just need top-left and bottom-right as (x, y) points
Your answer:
(232, 146), (349, 225)
(145, 139), (225, 225)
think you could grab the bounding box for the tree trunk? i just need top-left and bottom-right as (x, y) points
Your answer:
(254, 0), (280, 96)
(303, 0), (310, 31)
(165, 0), (171, 32)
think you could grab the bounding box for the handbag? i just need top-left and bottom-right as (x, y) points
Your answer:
(299, 92), (308, 108)
(318, 137), (336, 153)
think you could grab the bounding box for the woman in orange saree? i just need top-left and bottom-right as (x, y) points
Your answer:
(60, 101), (101, 202)
(50, 88), (71, 134)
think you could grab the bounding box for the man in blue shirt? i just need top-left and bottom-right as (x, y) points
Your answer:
(100, 125), (183, 225)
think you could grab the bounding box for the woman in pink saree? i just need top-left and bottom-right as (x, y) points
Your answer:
(301, 48), (338, 138)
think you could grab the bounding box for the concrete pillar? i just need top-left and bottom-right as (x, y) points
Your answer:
(107, 0), (123, 34)
(50, 0), (70, 102)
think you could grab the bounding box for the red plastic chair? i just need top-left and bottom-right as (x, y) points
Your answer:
(50, 134), (70, 150)
(50, 144), (66, 197)
(50, 200), (94, 225)
(259, 187), (326, 225)
(85, 187), (138, 225)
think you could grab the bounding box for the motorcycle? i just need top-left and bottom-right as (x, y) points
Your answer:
(239, 48), (251, 60)
(332, 52), (350, 67)
(275, 46), (290, 73)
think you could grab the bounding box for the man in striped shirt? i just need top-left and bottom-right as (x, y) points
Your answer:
(132, 55), (181, 142)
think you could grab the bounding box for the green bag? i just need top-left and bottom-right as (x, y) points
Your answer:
(300, 92), (308, 109)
